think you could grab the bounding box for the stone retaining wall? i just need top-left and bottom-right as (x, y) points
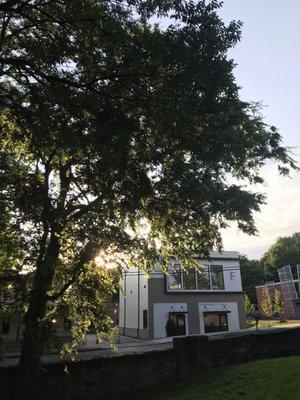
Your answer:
(1, 328), (300, 400)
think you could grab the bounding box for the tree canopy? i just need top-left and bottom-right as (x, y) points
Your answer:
(261, 232), (300, 281)
(239, 254), (266, 303)
(0, 1), (296, 398)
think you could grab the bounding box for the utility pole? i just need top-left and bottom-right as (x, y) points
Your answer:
(137, 268), (140, 339)
(123, 270), (127, 336)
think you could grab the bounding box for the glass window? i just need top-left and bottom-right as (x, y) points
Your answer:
(211, 265), (224, 290)
(197, 266), (210, 290)
(143, 310), (148, 329)
(204, 313), (228, 333)
(1, 321), (10, 334)
(167, 263), (225, 291)
(168, 313), (186, 336)
(219, 314), (228, 331)
(167, 265), (182, 290)
(182, 268), (196, 290)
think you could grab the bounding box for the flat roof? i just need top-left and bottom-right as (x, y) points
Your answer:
(207, 250), (239, 259)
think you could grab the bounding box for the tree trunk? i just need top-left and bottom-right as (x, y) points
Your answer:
(13, 232), (60, 400)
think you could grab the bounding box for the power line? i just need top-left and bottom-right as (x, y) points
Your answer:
(120, 267), (261, 277)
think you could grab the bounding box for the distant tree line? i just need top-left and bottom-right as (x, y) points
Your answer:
(240, 232), (300, 304)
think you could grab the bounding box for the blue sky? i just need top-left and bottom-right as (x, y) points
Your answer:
(218, 1), (300, 258)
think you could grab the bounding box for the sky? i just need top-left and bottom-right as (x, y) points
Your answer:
(217, 1), (300, 259)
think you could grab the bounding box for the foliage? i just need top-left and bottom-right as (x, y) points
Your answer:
(244, 293), (255, 315)
(273, 289), (285, 316)
(261, 287), (274, 322)
(260, 287), (285, 322)
(0, 209), (29, 327)
(261, 232), (300, 281)
(0, 0), (296, 397)
(239, 254), (266, 303)
(165, 317), (177, 337)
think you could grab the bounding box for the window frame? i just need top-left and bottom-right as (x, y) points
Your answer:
(182, 268), (198, 290)
(166, 264), (225, 292)
(167, 262), (182, 291)
(197, 265), (211, 290)
(204, 312), (229, 333)
(210, 265), (225, 290)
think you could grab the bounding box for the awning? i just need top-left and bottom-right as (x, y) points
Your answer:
(203, 310), (231, 315)
(168, 311), (188, 315)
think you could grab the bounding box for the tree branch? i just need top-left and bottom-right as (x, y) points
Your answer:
(46, 242), (99, 301)
(0, 274), (23, 284)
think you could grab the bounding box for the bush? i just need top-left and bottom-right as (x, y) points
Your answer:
(165, 318), (177, 337)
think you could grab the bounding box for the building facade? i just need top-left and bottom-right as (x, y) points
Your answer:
(256, 265), (300, 320)
(119, 251), (246, 339)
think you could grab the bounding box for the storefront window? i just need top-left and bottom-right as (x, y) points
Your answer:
(204, 312), (228, 333)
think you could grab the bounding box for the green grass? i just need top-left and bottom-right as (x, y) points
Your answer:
(247, 319), (280, 329)
(144, 356), (300, 400)
(246, 319), (290, 329)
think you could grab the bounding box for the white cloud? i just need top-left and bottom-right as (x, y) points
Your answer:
(222, 161), (300, 259)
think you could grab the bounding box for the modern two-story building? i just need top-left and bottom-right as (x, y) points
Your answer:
(119, 251), (246, 339)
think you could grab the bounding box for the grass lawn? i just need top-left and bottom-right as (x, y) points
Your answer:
(144, 356), (300, 400)
(247, 319), (300, 330)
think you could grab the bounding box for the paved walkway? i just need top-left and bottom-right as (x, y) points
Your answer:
(0, 335), (173, 368)
(2, 322), (299, 368)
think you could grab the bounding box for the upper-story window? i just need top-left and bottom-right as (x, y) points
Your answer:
(182, 269), (197, 290)
(197, 266), (210, 289)
(167, 265), (224, 291)
(211, 265), (224, 290)
(168, 264), (182, 290)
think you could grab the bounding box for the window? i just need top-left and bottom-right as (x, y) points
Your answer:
(167, 264), (225, 291)
(167, 264), (182, 290)
(210, 266), (224, 290)
(167, 313), (186, 336)
(143, 310), (148, 330)
(197, 266), (210, 289)
(1, 321), (10, 334)
(182, 269), (197, 290)
(204, 312), (228, 333)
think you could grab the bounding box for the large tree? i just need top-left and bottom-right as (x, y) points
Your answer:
(261, 232), (300, 281)
(0, 1), (295, 398)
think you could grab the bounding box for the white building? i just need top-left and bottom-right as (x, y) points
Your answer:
(119, 251), (246, 339)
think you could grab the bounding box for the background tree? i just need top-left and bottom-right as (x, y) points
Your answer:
(0, 1), (296, 399)
(261, 287), (274, 324)
(239, 254), (266, 303)
(261, 233), (300, 281)
(244, 293), (255, 315)
(0, 205), (29, 340)
(273, 288), (285, 318)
